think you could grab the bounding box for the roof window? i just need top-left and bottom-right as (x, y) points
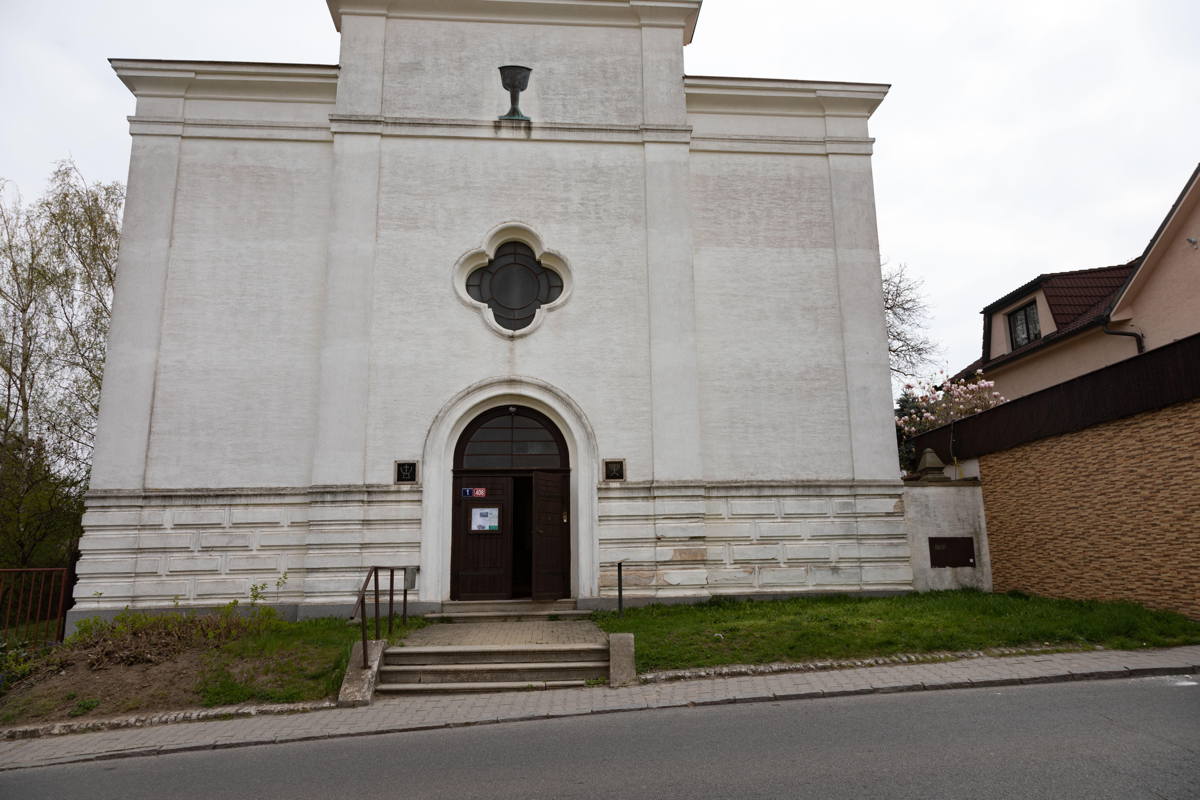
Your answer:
(1008, 301), (1041, 349)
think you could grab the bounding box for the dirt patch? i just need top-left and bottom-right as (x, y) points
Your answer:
(0, 648), (210, 725)
(0, 612), (416, 728)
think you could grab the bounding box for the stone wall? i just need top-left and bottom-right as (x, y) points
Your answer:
(979, 398), (1200, 619)
(595, 482), (911, 598)
(71, 480), (912, 622)
(903, 481), (990, 592)
(73, 487), (423, 622)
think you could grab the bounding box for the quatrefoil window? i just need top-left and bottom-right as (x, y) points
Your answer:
(465, 242), (564, 331)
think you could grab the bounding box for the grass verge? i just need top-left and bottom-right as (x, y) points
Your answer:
(592, 591), (1200, 673)
(0, 609), (426, 725)
(197, 615), (426, 706)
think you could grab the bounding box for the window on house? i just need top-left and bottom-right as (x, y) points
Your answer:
(1008, 301), (1041, 348)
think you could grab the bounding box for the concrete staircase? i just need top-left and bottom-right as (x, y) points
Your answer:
(375, 600), (609, 695)
(423, 598), (593, 624)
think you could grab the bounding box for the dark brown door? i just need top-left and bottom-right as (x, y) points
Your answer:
(531, 471), (569, 601)
(451, 475), (513, 600)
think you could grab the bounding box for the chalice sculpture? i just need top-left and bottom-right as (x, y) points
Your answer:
(498, 65), (532, 121)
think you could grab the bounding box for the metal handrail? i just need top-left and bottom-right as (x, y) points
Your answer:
(352, 566), (418, 669)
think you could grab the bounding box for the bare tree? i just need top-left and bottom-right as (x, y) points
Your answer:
(881, 261), (938, 378)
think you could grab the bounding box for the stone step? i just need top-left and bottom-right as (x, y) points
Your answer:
(385, 643), (608, 665)
(379, 661), (609, 685)
(440, 599), (577, 614)
(425, 609), (593, 624)
(375, 680), (589, 695)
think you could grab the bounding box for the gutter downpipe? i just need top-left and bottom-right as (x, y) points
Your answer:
(1101, 256), (1146, 355)
(1101, 318), (1145, 354)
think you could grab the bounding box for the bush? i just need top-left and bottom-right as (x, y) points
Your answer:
(0, 639), (41, 693)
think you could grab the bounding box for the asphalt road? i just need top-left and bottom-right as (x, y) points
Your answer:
(4, 676), (1198, 800)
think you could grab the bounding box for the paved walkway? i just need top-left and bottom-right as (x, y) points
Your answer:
(402, 620), (607, 646)
(2, 645), (1197, 772)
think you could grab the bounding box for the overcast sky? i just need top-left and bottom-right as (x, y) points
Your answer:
(2, 0), (1197, 376)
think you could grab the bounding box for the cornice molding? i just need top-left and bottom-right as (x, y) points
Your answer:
(127, 117), (333, 143)
(327, 0), (702, 43)
(690, 134), (874, 157)
(84, 477), (902, 505)
(329, 114), (691, 144)
(110, 59), (339, 103)
(121, 111), (873, 153)
(685, 75), (888, 118)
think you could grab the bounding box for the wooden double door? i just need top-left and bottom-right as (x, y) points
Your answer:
(451, 471), (570, 601)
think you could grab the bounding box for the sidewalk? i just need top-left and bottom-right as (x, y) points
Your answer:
(3, 645), (1197, 772)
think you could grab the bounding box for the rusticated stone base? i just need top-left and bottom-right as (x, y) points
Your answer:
(594, 481), (912, 599)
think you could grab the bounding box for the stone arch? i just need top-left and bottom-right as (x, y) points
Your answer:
(420, 376), (599, 602)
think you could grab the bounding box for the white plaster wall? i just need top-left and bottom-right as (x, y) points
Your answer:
(91, 134), (182, 491)
(182, 98), (334, 125)
(364, 136), (654, 484)
(144, 138), (332, 488)
(689, 112), (828, 140)
(691, 151), (853, 481)
(381, 19), (645, 125)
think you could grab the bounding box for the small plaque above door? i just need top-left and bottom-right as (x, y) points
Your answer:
(471, 507), (501, 532)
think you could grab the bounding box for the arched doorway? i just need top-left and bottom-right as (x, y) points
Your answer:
(451, 405), (571, 601)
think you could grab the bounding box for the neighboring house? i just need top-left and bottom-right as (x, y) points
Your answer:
(71, 0), (909, 625)
(915, 165), (1200, 619)
(960, 163), (1200, 401)
(913, 335), (1200, 619)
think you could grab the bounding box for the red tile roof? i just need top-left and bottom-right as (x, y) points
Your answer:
(1040, 264), (1138, 327)
(959, 261), (1140, 379)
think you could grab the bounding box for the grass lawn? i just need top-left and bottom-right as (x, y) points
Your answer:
(592, 591), (1200, 673)
(197, 614), (426, 706)
(0, 609), (426, 725)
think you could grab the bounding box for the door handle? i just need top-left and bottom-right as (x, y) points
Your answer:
(562, 512), (568, 523)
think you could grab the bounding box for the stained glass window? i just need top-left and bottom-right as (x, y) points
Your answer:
(466, 242), (563, 331)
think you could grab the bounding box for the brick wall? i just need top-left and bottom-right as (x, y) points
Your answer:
(979, 398), (1200, 619)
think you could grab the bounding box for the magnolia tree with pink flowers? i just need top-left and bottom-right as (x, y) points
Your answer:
(894, 371), (1006, 470)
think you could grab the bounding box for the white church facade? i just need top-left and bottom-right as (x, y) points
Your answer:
(72, 0), (912, 621)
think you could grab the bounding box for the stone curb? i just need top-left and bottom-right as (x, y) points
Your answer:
(0, 699), (335, 742)
(637, 645), (1094, 684)
(1, 660), (1194, 771)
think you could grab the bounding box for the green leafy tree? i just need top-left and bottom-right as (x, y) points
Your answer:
(0, 432), (83, 567)
(0, 162), (122, 568)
